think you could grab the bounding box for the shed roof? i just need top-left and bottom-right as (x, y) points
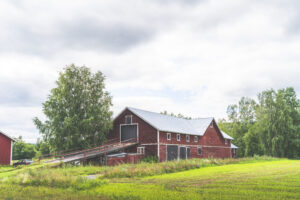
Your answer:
(124, 107), (216, 137)
(221, 131), (233, 140)
(231, 143), (238, 149)
(0, 130), (15, 142)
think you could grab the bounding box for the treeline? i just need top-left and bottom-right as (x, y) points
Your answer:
(219, 87), (300, 158)
(13, 136), (50, 160)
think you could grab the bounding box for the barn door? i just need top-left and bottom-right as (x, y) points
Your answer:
(167, 145), (178, 161)
(187, 147), (190, 159)
(180, 147), (186, 159)
(120, 124), (137, 142)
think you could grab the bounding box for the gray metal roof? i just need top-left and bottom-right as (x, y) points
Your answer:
(127, 107), (214, 136)
(0, 130), (15, 142)
(231, 143), (238, 149)
(221, 131), (233, 140)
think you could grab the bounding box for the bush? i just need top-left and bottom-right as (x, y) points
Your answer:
(141, 156), (159, 163)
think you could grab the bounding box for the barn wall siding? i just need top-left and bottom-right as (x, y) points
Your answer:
(0, 134), (12, 165)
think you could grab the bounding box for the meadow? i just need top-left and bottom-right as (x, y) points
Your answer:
(0, 157), (299, 200)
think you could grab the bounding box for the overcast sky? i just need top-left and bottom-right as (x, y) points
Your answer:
(0, 0), (300, 143)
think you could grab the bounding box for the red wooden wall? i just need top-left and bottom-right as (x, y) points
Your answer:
(0, 133), (12, 165)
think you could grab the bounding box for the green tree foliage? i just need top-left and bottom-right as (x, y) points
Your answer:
(13, 136), (37, 160)
(256, 87), (300, 158)
(220, 87), (300, 158)
(33, 64), (113, 152)
(36, 138), (51, 156)
(220, 97), (257, 157)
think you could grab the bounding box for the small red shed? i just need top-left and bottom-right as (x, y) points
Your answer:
(0, 131), (15, 165)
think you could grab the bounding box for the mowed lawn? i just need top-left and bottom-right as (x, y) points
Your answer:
(1, 159), (300, 200)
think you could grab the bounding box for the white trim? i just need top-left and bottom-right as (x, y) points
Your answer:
(120, 123), (139, 142)
(140, 143), (158, 145)
(157, 130), (160, 159)
(10, 140), (13, 165)
(177, 134), (180, 141)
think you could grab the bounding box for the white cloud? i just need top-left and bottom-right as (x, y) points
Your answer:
(0, 0), (300, 143)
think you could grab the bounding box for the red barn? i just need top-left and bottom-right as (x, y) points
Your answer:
(107, 107), (237, 163)
(0, 131), (15, 165)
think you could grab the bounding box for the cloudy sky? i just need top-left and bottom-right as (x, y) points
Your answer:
(1, 0), (300, 143)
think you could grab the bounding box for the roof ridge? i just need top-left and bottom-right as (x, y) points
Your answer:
(127, 107), (212, 120)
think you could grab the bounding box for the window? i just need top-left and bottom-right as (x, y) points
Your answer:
(186, 135), (190, 142)
(194, 136), (198, 142)
(210, 121), (213, 128)
(225, 139), (228, 145)
(137, 147), (145, 154)
(125, 115), (132, 124)
(177, 134), (180, 141)
(167, 133), (171, 140)
(197, 147), (202, 155)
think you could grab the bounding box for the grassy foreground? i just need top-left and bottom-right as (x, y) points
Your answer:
(0, 157), (299, 200)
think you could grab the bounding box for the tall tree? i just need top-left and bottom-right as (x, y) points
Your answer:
(34, 65), (113, 152)
(224, 97), (257, 157)
(256, 87), (300, 157)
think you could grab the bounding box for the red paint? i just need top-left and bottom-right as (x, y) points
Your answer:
(0, 132), (13, 165)
(106, 108), (233, 163)
(107, 154), (144, 166)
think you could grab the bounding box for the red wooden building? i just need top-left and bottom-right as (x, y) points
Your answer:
(107, 107), (237, 163)
(0, 131), (15, 165)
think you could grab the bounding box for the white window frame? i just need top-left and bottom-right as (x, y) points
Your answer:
(225, 139), (228, 145)
(186, 135), (190, 142)
(197, 147), (202, 155)
(177, 134), (180, 141)
(194, 136), (198, 142)
(137, 146), (145, 155)
(167, 133), (171, 140)
(125, 115), (132, 124)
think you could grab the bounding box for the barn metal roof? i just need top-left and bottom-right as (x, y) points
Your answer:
(0, 130), (15, 142)
(126, 107), (215, 136)
(221, 131), (233, 140)
(231, 143), (238, 149)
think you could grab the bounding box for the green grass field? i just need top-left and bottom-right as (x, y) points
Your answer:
(0, 158), (299, 200)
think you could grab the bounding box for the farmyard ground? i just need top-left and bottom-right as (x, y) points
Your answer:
(0, 158), (299, 200)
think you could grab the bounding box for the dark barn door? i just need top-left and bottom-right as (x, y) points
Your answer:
(187, 148), (190, 159)
(180, 147), (187, 159)
(167, 145), (178, 161)
(121, 125), (137, 142)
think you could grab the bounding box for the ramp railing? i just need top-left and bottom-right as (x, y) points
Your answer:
(39, 137), (137, 163)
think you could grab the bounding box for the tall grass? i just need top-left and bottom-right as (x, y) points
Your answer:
(5, 165), (107, 191)
(101, 156), (279, 178)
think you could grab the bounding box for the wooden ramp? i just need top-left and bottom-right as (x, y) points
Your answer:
(43, 138), (137, 164)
